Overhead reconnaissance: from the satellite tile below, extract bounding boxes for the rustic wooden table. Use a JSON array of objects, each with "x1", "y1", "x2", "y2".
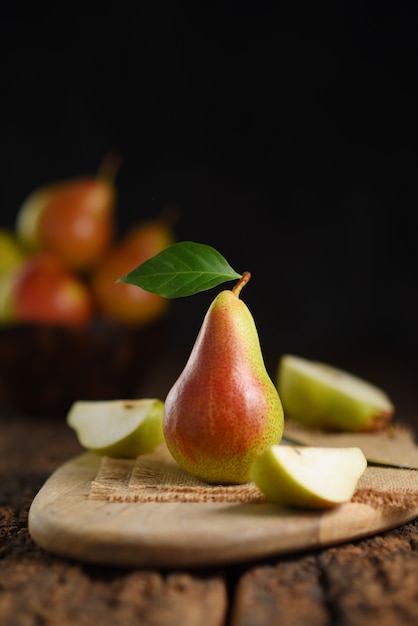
[{"x1": 2, "y1": 350, "x2": 418, "y2": 626}]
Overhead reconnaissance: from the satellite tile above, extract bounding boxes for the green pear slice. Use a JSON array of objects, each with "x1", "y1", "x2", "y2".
[
  {"x1": 250, "y1": 445, "x2": 367, "y2": 509},
  {"x1": 277, "y1": 354, "x2": 394, "y2": 432},
  {"x1": 67, "y1": 398, "x2": 164, "y2": 458}
]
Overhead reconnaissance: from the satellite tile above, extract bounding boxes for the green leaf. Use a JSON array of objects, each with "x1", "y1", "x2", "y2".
[{"x1": 118, "y1": 241, "x2": 242, "y2": 298}]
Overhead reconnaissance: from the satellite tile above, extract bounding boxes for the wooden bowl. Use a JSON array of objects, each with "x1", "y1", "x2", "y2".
[{"x1": 0, "y1": 318, "x2": 168, "y2": 417}]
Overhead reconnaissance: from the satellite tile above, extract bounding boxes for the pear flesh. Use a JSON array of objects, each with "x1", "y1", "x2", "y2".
[
  {"x1": 163, "y1": 275, "x2": 284, "y2": 485},
  {"x1": 250, "y1": 445, "x2": 367, "y2": 509},
  {"x1": 277, "y1": 354, "x2": 394, "y2": 432},
  {"x1": 67, "y1": 398, "x2": 164, "y2": 458}
]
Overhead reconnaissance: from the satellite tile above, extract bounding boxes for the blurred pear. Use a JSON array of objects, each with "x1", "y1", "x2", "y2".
[
  {"x1": 91, "y1": 206, "x2": 178, "y2": 325},
  {"x1": 6, "y1": 252, "x2": 95, "y2": 326},
  {"x1": 15, "y1": 154, "x2": 120, "y2": 272},
  {"x1": 0, "y1": 228, "x2": 27, "y2": 274}
]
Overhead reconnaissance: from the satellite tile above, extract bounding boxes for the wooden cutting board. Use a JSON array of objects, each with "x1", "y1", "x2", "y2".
[{"x1": 28, "y1": 430, "x2": 418, "y2": 569}]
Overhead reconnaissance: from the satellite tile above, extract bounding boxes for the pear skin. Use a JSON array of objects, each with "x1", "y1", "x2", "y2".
[
  {"x1": 15, "y1": 154, "x2": 120, "y2": 272},
  {"x1": 163, "y1": 273, "x2": 284, "y2": 484},
  {"x1": 0, "y1": 229, "x2": 27, "y2": 274},
  {"x1": 9, "y1": 252, "x2": 95, "y2": 326},
  {"x1": 91, "y1": 209, "x2": 176, "y2": 325}
]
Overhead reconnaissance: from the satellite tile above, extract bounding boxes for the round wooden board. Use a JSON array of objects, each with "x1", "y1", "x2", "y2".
[{"x1": 28, "y1": 452, "x2": 418, "y2": 569}]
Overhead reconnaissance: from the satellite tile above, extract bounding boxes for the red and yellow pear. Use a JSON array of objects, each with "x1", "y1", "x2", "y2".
[
  {"x1": 163, "y1": 272, "x2": 284, "y2": 484},
  {"x1": 15, "y1": 154, "x2": 120, "y2": 272},
  {"x1": 90, "y1": 208, "x2": 176, "y2": 325},
  {"x1": 6, "y1": 252, "x2": 95, "y2": 326}
]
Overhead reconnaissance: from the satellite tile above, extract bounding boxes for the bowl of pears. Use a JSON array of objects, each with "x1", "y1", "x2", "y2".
[{"x1": 0, "y1": 156, "x2": 177, "y2": 417}]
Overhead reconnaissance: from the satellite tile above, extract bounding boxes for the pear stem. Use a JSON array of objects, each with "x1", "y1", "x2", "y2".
[
  {"x1": 97, "y1": 151, "x2": 123, "y2": 185},
  {"x1": 232, "y1": 271, "x2": 251, "y2": 298}
]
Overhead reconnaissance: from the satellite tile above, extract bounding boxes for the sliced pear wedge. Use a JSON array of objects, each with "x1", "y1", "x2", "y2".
[
  {"x1": 250, "y1": 444, "x2": 367, "y2": 509},
  {"x1": 67, "y1": 398, "x2": 164, "y2": 458},
  {"x1": 277, "y1": 354, "x2": 394, "y2": 432}
]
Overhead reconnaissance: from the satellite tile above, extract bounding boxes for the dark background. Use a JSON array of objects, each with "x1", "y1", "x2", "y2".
[{"x1": 1, "y1": 3, "x2": 418, "y2": 381}]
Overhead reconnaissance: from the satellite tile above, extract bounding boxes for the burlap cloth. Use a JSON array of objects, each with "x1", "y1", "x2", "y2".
[{"x1": 88, "y1": 421, "x2": 418, "y2": 510}]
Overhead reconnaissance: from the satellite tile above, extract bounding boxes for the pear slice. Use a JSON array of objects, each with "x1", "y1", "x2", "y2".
[
  {"x1": 67, "y1": 398, "x2": 164, "y2": 458},
  {"x1": 277, "y1": 354, "x2": 394, "y2": 432},
  {"x1": 250, "y1": 445, "x2": 367, "y2": 509}
]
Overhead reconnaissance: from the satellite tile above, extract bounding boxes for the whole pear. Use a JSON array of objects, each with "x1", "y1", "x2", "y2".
[
  {"x1": 91, "y1": 207, "x2": 177, "y2": 325},
  {"x1": 7, "y1": 252, "x2": 95, "y2": 326},
  {"x1": 15, "y1": 154, "x2": 119, "y2": 272},
  {"x1": 163, "y1": 272, "x2": 284, "y2": 484}
]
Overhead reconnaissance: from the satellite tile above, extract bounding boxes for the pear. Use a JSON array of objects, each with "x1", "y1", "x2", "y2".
[
  {"x1": 67, "y1": 398, "x2": 165, "y2": 458},
  {"x1": 15, "y1": 154, "x2": 120, "y2": 272},
  {"x1": 5, "y1": 252, "x2": 95, "y2": 326},
  {"x1": 0, "y1": 230, "x2": 27, "y2": 324},
  {"x1": 250, "y1": 444, "x2": 367, "y2": 509},
  {"x1": 0, "y1": 266, "x2": 20, "y2": 323},
  {"x1": 0, "y1": 228, "x2": 27, "y2": 274},
  {"x1": 163, "y1": 272, "x2": 284, "y2": 485},
  {"x1": 277, "y1": 354, "x2": 395, "y2": 432},
  {"x1": 91, "y1": 207, "x2": 177, "y2": 325}
]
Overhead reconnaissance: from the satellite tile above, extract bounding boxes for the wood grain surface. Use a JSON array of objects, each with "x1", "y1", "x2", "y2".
[{"x1": 3, "y1": 411, "x2": 418, "y2": 625}]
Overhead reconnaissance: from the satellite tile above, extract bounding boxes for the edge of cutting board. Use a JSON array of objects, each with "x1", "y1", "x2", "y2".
[{"x1": 28, "y1": 452, "x2": 418, "y2": 569}]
